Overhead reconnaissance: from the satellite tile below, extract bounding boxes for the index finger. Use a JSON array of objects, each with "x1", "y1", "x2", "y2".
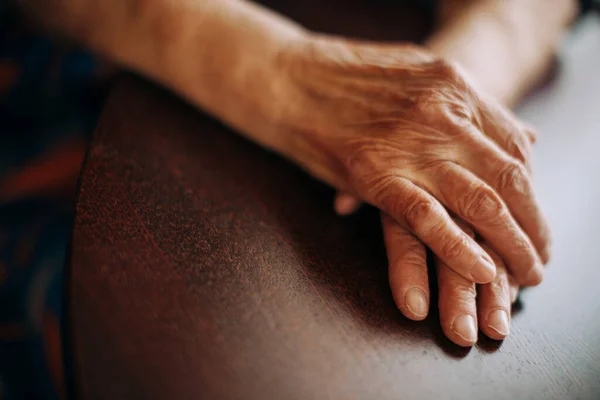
[{"x1": 358, "y1": 175, "x2": 497, "y2": 284}]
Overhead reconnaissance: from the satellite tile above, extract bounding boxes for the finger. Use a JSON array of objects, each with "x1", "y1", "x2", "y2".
[
  {"x1": 437, "y1": 259, "x2": 478, "y2": 347},
  {"x1": 361, "y1": 175, "x2": 496, "y2": 284},
  {"x1": 382, "y1": 213, "x2": 429, "y2": 320},
  {"x1": 424, "y1": 161, "x2": 543, "y2": 286},
  {"x1": 477, "y1": 243, "x2": 512, "y2": 340},
  {"x1": 477, "y1": 95, "x2": 537, "y2": 171},
  {"x1": 521, "y1": 121, "x2": 538, "y2": 144},
  {"x1": 334, "y1": 192, "x2": 362, "y2": 215},
  {"x1": 461, "y1": 132, "x2": 551, "y2": 264},
  {"x1": 509, "y1": 274, "x2": 519, "y2": 304}
]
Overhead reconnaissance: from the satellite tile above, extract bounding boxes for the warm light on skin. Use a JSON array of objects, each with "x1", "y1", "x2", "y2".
[
  {"x1": 334, "y1": 0, "x2": 575, "y2": 346},
  {"x1": 18, "y1": 0, "x2": 575, "y2": 346}
]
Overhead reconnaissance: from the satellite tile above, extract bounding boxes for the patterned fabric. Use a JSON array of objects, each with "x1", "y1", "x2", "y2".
[{"x1": 0, "y1": 4, "x2": 111, "y2": 399}]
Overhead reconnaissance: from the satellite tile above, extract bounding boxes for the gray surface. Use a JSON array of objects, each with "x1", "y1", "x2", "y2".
[{"x1": 517, "y1": 13, "x2": 600, "y2": 355}]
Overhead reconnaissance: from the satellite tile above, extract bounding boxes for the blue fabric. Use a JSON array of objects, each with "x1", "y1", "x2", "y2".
[{"x1": 0, "y1": 4, "x2": 109, "y2": 399}]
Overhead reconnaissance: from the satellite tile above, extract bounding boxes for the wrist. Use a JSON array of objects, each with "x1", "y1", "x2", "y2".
[
  {"x1": 427, "y1": 0, "x2": 576, "y2": 106},
  {"x1": 120, "y1": 0, "x2": 311, "y2": 155}
]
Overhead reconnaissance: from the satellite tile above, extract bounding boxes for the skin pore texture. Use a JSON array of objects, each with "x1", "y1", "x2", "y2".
[
  {"x1": 335, "y1": 0, "x2": 577, "y2": 346},
  {"x1": 19, "y1": 0, "x2": 576, "y2": 346}
]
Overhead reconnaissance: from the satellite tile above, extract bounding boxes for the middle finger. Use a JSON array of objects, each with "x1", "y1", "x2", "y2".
[
  {"x1": 460, "y1": 132, "x2": 551, "y2": 264},
  {"x1": 421, "y1": 160, "x2": 543, "y2": 286}
]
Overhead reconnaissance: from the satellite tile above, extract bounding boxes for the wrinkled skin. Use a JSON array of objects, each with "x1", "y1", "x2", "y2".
[
  {"x1": 336, "y1": 195, "x2": 521, "y2": 346},
  {"x1": 334, "y1": 121, "x2": 537, "y2": 345},
  {"x1": 278, "y1": 37, "x2": 550, "y2": 289},
  {"x1": 324, "y1": 0, "x2": 576, "y2": 346},
  {"x1": 17, "y1": 0, "x2": 570, "y2": 349}
]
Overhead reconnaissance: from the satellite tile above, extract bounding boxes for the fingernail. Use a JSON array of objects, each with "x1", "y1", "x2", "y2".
[
  {"x1": 487, "y1": 309, "x2": 510, "y2": 337},
  {"x1": 405, "y1": 287, "x2": 428, "y2": 318},
  {"x1": 524, "y1": 267, "x2": 543, "y2": 286},
  {"x1": 470, "y1": 256, "x2": 496, "y2": 283},
  {"x1": 452, "y1": 314, "x2": 477, "y2": 344}
]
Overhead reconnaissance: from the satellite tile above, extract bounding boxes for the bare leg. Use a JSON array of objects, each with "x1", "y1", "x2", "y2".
[{"x1": 429, "y1": 0, "x2": 578, "y2": 106}]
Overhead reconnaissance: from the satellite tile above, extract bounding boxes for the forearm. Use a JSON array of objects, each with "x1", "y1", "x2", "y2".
[
  {"x1": 427, "y1": 0, "x2": 578, "y2": 106},
  {"x1": 19, "y1": 0, "x2": 307, "y2": 152}
]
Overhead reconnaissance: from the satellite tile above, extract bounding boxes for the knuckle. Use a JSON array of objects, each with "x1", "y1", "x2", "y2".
[
  {"x1": 525, "y1": 127, "x2": 538, "y2": 144},
  {"x1": 413, "y1": 90, "x2": 444, "y2": 119},
  {"x1": 461, "y1": 185, "x2": 504, "y2": 222},
  {"x1": 344, "y1": 147, "x2": 387, "y2": 192},
  {"x1": 498, "y1": 162, "x2": 530, "y2": 195},
  {"x1": 431, "y1": 58, "x2": 461, "y2": 83},
  {"x1": 518, "y1": 121, "x2": 538, "y2": 144},
  {"x1": 404, "y1": 197, "x2": 437, "y2": 232},
  {"x1": 343, "y1": 143, "x2": 375, "y2": 178},
  {"x1": 398, "y1": 247, "x2": 427, "y2": 269},
  {"x1": 402, "y1": 236, "x2": 427, "y2": 259},
  {"x1": 414, "y1": 68, "x2": 474, "y2": 131},
  {"x1": 448, "y1": 104, "x2": 475, "y2": 127},
  {"x1": 510, "y1": 235, "x2": 534, "y2": 259},
  {"x1": 447, "y1": 278, "x2": 477, "y2": 300},
  {"x1": 440, "y1": 232, "x2": 470, "y2": 261},
  {"x1": 490, "y1": 278, "x2": 508, "y2": 298},
  {"x1": 435, "y1": 160, "x2": 456, "y2": 174},
  {"x1": 462, "y1": 285, "x2": 478, "y2": 300},
  {"x1": 365, "y1": 175, "x2": 400, "y2": 210},
  {"x1": 505, "y1": 137, "x2": 531, "y2": 165}
]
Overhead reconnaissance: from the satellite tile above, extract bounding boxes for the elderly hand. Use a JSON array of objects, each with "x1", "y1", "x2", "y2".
[
  {"x1": 54, "y1": 0, "x2": 548, "y2": 287},
  {"x1": 277, "y1": 35, "x2": 550, "y2": 286},
  {"x1": 333, "y1": 105, "x2": 539, "y2": 345},
  {"x1": 336, "y1": 194, "x2": 521, "y2": 346},
  {"x1": 384, "y1": 213, "x2": 519, "y2": 346}
]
